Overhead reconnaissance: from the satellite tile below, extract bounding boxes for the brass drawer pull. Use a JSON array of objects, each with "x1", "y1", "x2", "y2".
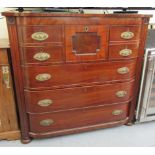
[
  {"x1": 112, "y1": 110, "x2": 123, "y2": 116},
  {"x1": 2, "y1": 66, "x2": 10, "y2": 88},
  {"x1": 121, "y1": 31, "x2": 134, "y2": 39},
  {"x1": 116, "y1": 91, "x2": 127, "y2": 98},
  {"x1": 38, "y1": 99, "x2": 53, "y2": 107},
  {"x1": 31, "y1": 32, "x2": 49, "y2": 41},
  {"x1": 119, "y1": 49, "x2": 132, "y2": 57},
  {"x1": 35, "y1": 73, "x2": 51, "y2": 81},
  {"x1": 33, "y1": 52, "x2": 50, "y2": 61},
  {"x1": 117, "y1": 67, "x2": 129, "y2": 74},
  {"x1": 40, "y1": 119, "x2": 54, "y2": 126}
]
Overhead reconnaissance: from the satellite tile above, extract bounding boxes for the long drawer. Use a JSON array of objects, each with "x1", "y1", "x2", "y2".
[
  {"x1": 29, "y1": 102, "x2": 129, "y2": 133},
  {"x1": 23, "y1": 60, "x2": 136, "y2": 89},
  {"x1": 25, "y1": 80, "x2": 134, "y2": 113}
]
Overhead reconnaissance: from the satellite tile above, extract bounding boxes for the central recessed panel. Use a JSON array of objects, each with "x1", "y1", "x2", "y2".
[
  {"x1": 65, "y1": 25, "x2": 108, "y2": 62},
  {"x1": 72, "y1": 32, "x2": 100, "y2": 55}
]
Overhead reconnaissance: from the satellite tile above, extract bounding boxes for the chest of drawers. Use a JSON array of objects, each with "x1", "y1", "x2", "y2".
[{"x1": 2, "y1": 11, "x2": 152, "y2": 143}]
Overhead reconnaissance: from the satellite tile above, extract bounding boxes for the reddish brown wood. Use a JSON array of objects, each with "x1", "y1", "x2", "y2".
[
  {"x1": 25, "y1": 80, "x2": 134, "y2": 113},
  {"x1": 109, "y1": 26, "x2": 141, "y2": 42},
  {"x1": 127, "y1": 17, "x2": 151, "y2": 124},
  {"x1": 18, "y1": 25, "x2": 63, "y2": 44},
  {"x1": 65, "y1": 25, "x2": 108, "y2": 62},
  {"x1": 16, "y1": 17, "x2": 143, "y2": 26},
  {"x1": 29, "y1": 119, "x2": 128, "y2": 138},
  {"x1": 2, "y1": 12, "x2": 152, "y2": 18},
  {"x1": 109, "y1": 43, "x2": 139, "y2": 60},
  {"x1": 20, "y1": 45, "x2": 64, "y2": 65},
  {"x1": 29, "y1": 102, "x2": 129, "y2": 133},
  {"x1": 23, "y1": 60, "x2": 136, "y2": 89},
  {"x1": 2, "y1": 11, "x2": 151, "y2": 143},
  {"x1": 5, "y1": 17, "x2": 31, "y2": 142}
]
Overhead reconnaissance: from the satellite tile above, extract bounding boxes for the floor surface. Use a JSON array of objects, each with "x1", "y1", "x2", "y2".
[{"x1": 1, "y1": 121, "x2": 155, "y2": 147}]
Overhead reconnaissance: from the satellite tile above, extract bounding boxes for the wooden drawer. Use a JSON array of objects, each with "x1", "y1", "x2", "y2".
[
  {"x1": 109, "y1": 44, "x2": 139, "y2": 60},
  {"x1": 110, "y1": 26, "x2": 141, "y2": 42},
  {"x1": 23, "y1": 60, "x2": 136, "y2": 89},
  {"x1": 20, "y1": 45, "x2": 64, "y2": 65},
  {"x1": 18, "y1": 25, "x2": 63, "y2": 44},
  {"x1": 29, "y1": 103, "x2": 129, "y2": 133},
  {"x1": 25, "y1": 80, "x2": 134, "y2": 113},
  {"x1": 65, "y1": 25, "x2": 108, "y2": 62}
]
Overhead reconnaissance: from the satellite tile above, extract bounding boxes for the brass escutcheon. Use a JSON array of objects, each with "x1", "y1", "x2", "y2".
[{"x1": 84, "y1": 26, "x2": 89, "y2": 32}]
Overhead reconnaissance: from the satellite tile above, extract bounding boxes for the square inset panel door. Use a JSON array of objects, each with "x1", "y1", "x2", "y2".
[{"x1": 65, "y1": 25, "x2": 109, "y2": 62}]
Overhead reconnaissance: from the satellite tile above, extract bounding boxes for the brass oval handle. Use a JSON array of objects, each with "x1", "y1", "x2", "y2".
[
  {"x1": 40, "y1": 119, "x2": 54, "y2": 126},
  {"x1": 119, "y1": 49, "x2": 132, "y2": 57},
  {"x1": 38, "y1": 99, "x2": 53, "y2": 107},
  {"x1": 2, "y1": 66, "x2": 10, "y2": 88},
  {"x1": 33, "y1": 52, "x2": 50, "y2": 61},
  {"x1": 35, "y1": 73, "x2": 51, "y2": 82},
  {"x1": 116, "y1": 91, "x2": 127, "y2": 98},
  {"x1": 112, "y1": 110, "x2": 123, "y2": 116},
  {"x1": 121, "y1": 31, "x2": 134, "y2": 39},
  {"x1": 117, "y1": 67, "x2": 129, "y2": 74},
  {"x1": 31, "y1": 32, "x2": 49, "y2": 41}
]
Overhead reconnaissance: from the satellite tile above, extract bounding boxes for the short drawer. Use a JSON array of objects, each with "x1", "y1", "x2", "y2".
[
  {"x1": 20, "y1": 45, "x2": 63, "y2": 64},
  {"x1": 18, "y1": 25, "x2": 63, "y2": 44},
  {"x1": 25, "y1": 80, "x2": 134, "y2": 113},
  {"x1": 109, "y1": 44, "x2": 139, "y2": 60},
  {"x1": 29, "y1": 103, "x2": 129, "y2": 133},
  {"x1": 110, "y1": 26, "x2": 141, "y2": 42},
  {"x1": 23, "y1": 60, "x2": 136, "y2": 89}
]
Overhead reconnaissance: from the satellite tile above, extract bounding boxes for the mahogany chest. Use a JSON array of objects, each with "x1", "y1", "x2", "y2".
[{"x1": 2, "y1": 11, "x2": 152, "y2": 143}]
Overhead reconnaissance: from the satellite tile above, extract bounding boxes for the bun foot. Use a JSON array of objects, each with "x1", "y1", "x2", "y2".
[
  {"x1": 21, "y1": 138, "x2": 32, "y2": 144},
  {"x1": 126, "y1": 122, "x2": 134, "y2": 126}
]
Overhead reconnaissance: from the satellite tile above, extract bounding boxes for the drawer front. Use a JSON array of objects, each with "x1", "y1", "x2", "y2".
[
  {"x1": 25, "y1": 80, "x2": 134, "y2": 113},
  {"x1": 18, "y1": 26, "x2": 63, "y2": 44},
  {"x1": 110, "y1": 26, "x2": 141, "y2": 42},
  {"x1": 65, "y1": 25, "x2": 108, "y2": 62},
  {"x1": 109, "y1": 44, "x2": 139, "y2": 60},
  {"x1": 23, "y1": 60, "x2": 136, "y2": 89},
  {"x1": 29, "y1": 103, "x2": 129, "y2": 133},
  {"x1": 20, "y1": 45, "x2": 63, "y2": 64}
]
